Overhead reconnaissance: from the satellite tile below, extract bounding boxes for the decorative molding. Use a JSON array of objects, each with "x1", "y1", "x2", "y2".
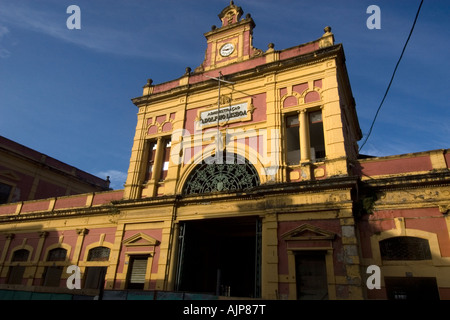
[
  {"x1": 281, "y1": 223, "x2": 336, "y2": 241},
  {"x1": 123, "y1": 232, "x2": 160, "y2": 247},
  {"x1": 5, "y1": 233, "x2": 14, "y2": 240},
  {"x1": 439, "y1": 204, "x2": 450, "y2": 215},
  {"x1": 38, "y1": 231, "x2": 48, "y2": 238}
]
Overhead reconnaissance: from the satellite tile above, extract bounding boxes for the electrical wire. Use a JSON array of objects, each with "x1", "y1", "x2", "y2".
[{"x1": 359, "y1": 0, "x2": 424, "y2": 152}]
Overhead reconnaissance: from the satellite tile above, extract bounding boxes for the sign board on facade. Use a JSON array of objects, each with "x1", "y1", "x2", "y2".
[{"x1": 198, "y1": 102, "x2": 250, "y2": 128}]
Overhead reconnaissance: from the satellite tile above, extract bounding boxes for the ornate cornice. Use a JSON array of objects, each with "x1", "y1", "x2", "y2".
[{"x1": 131, "y1": 44, "x2": 343, "y2": 108}]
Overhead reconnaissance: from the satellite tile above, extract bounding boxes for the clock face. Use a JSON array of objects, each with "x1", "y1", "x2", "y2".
[{"x1": 220, "y1": 43, "x2": 235, "y2": 57}]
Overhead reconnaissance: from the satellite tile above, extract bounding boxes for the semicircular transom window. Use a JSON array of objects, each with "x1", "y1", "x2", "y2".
[
  {"x1": 47, "y1": 248, "x2": 67, "y2": 261},
  {"x1": 380, "y1": 236, "x2": 432, "y2": 261},
  {"x1": 87, "y1": 246, "x2": 110, "y2": 262},
  {"x1": 182, "y1": 152, "x2": 260, "y2": 195},
  {"x1": 11, "y1": 249, "x2": 30, "y2": 262}
]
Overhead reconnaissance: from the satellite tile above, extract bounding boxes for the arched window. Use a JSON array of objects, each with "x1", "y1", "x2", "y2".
[
  {"x1": 42, "y1": 248, "x2": 67, "y2": 287},
  {"x1": 7, "y1": 249, "x2": 30, "y2": 285},
  {"x1": 85, "y1": 246, "x2": 110, "y2": 290},
  {"x1": 183, "y1": 152, "x2": 260, "y2": 195},
  {"x1": 47, "y1": 248, "x2": 67, "y2": 261},
  {"x1": 87, "y1": 246, "x2": 110, "y2": 262},
  {"x1": 380, "y1": 236, "x2": 432, "y2": 261}
]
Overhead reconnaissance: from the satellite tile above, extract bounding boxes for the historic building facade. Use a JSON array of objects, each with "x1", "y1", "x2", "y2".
[{"x1": 0, "y1": 2, "x2": 448, "y2": 300}]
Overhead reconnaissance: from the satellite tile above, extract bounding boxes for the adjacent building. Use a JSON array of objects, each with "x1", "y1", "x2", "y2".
[
  {"x1": 0, "y1": 135, "x2": 110, "y2": 204},
  {"x1": 0, "y1": 2, "x2": 448, "y2": 300}
]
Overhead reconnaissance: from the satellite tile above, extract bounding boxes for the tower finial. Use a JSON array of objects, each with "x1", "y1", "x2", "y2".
[{"x1": 218, "y1": 1, "x2": 243, "y2": 27}]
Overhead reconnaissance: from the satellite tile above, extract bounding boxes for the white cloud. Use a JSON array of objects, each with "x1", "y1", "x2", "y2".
[
  {"x1": 0, "y1": 48, "x2": 10, "y2": 58},
  {"x1": 96, "y1": 170, "x2": 127, "y2": 190},
  {"x1": 0, "y1": 24, "x2": 11, "y2": 58},
  {"x1": 0, "y1": 2, "x2": 193, "y2": 61},
  {"x1": 0, "y1": 25, "x2": 8, "y2": 37}
]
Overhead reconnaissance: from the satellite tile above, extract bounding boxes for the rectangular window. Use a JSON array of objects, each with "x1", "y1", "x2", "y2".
[
  {"x1": 0, "y1": 182, "x2": 12, "y2": 204},
  {"x1": 126, "y1": 256, "x2": 149, "y2": 290},
  {"x1": 309, "y1": 110, "x2": 325, "y2": 161},
  {"x1": 285, "y1": 115, "x2": 300, "y2": 165}
]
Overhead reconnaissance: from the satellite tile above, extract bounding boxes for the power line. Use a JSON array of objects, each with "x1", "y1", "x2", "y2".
[{"x1": 359, "y1": 0, "x2": 424, "y2": 152}]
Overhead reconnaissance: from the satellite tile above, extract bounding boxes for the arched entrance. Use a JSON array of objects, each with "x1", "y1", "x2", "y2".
[{"x1": 176, "y1": 153, "x2": 262, "y2": 298}]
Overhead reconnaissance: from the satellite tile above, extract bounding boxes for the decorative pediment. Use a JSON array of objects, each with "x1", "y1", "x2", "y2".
[
  {"x1": 123, "y1": 233, "x2": 160, "y2": 247},
  {"x1": 281, "y1": 224, "x2": 336, "y2": 241}
]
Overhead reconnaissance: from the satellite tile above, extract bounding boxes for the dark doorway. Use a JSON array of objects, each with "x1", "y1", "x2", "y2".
[
  {"x1": 176, "y1": 217, "x2": 260, "y2": 298},
  {"x1": 84, "y1": 266, "x2": 107, "y2": 290},
  {"x1": 295, "y1": 251, "x2": 328, "y2": 300},
  {"x1": 42, "y1": 266, "x2": 64, "y2": 287},
  {"x1": 385, "y1": 277, "x2": 440, "y2": 300},
  {"x1": 7, "y1": 266, "x2": 25, "y2": 285}
]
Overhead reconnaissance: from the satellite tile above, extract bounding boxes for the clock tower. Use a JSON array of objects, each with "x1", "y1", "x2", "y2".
[{"x1": 195, "y1": 1, "x2": 263, "y2": 72}]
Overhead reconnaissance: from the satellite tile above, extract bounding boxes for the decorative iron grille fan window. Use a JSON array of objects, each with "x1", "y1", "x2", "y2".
[
  {"x1": 380, "y1": 237, "x2": 432, "y2": 260},
  {"x1": 87, "y1": 246, "x2": 110, "y2": 261},
  {"x1": 183, "y1": 152, "x2": 260, "y2": 195},
  {"x1": 47, "y1": 248, "x2": 67, "y2": 261}
]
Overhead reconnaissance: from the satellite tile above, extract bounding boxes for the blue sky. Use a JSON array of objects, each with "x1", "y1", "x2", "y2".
[{"x1": 0, "y1": 0, "x2": 449, "y2": 189}]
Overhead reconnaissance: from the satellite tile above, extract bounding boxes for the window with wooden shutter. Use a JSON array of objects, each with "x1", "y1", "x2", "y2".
[{"x1": 126, "y1": 255, "x2": 149, "y2": 290}]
